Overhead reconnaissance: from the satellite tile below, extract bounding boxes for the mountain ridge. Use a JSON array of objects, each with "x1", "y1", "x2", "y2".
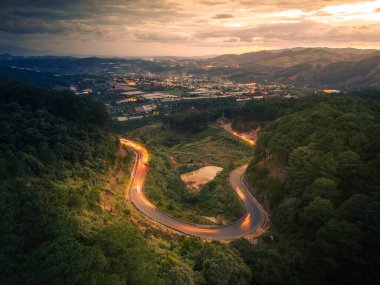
[{"x1": 1, "y1": 47, "x2": 379, "y2": 89}]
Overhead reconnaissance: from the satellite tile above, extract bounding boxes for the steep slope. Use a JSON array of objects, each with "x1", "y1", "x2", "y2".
[
  {"x1": 230, "y1": 93, "x2": 380, "y2": 285},
  {"x1": 0, "y1": 78, "x2": 161, "y2": 284}
]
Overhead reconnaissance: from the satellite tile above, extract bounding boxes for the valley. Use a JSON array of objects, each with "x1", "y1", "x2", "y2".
[{"x1": 2, "y1": 0, "x2": 380, "y2": 283}]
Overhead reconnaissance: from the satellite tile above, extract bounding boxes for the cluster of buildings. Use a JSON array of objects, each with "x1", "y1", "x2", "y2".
[{"x1": 68, "y1": 72, "x2": 317, "y2": 121}]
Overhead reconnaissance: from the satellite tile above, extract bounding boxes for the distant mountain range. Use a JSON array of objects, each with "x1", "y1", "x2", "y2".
[
  {"x1": 0, "y1": 47, "x2": 379, "y2": 90},
  {"x1": 199, "y1": 48, "x2": 380, "y2": 89},
  {"x1": 0, "y1": 66, "x2": 68, "y2": 88},
  {"x1": 205, "y1": 47, "x2": 379, "y2": 68}
]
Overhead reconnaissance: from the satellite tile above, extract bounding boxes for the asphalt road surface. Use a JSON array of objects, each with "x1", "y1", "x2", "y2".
[{"x1": 121, "y1": 138, "x2": 266, "y2": 240}]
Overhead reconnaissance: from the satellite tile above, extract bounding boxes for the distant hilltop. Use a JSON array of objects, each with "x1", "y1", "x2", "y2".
[
  {"x1": 1, "y1": 47, "x2": 379, "y2": 90},
  {"x1": 199, "y1": 47, "x2": 380, "y2": 90}
]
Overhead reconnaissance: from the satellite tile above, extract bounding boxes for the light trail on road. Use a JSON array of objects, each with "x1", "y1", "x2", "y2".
[
  {"x1": 120, "y1": 138, "x2": 266, "y2": 240},
  {"x1": 232, "y1": 131, "x2": 256, "y2": 145}
]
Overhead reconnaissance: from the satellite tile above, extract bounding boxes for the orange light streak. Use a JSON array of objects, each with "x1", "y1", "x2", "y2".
[
  {"x1": 180, "y1": 225, "x2": 219, "y2": 234},
  {"x1": 240, "y1": 213, "x2": 251, "y2": 230},
  {"x1": 232, "y1": 132, "x2": 256, "y2": 145},
  {"x1": 236, "y1": 187, "x2": 247, "y2": 201}
]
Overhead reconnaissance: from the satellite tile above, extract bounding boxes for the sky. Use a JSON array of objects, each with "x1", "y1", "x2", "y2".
[{"x1": 0, "y1": 0, "x2": 380, "y2": 56}]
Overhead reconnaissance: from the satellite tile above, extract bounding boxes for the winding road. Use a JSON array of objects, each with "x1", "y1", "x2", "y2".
[{"x1": 120, "y1": 138, "x2": 266, "y2": 240}]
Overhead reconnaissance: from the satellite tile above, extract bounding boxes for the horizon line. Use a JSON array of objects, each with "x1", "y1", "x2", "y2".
[{"x1": 1, "y1": 46, "x2": 379, "y2": 59}]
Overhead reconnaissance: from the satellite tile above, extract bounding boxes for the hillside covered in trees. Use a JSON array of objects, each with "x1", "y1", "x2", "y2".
[
  {"x1": 0, "y1": 66, "x2": 67, "y2": 88},
  {"x1": 0, "y1": 77, "x2": 163, "y2": 284},
  {"x1": 0, "y1": 78, "x2": 253, "y2": 285},
  {"x1": 1, "y1": 75, "x2": 379, "y2": 285},
  {"x1": 237, "y1": 93, "x2": 380, "y2": 284}
]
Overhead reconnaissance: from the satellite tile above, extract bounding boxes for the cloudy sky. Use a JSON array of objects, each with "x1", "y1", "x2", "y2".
[{"x1": 1, "y1": 0, "x2": 380, "y2": 56}]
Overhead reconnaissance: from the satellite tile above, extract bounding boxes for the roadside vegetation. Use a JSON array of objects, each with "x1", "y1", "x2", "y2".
[
  {"x1": 0, "y1": 78, "x2": 160, "y2": 284},
  {"x1": 128, "y1": 124, "x2": 251, "y2": 224},
  {"x1": 2, "y1": 76, "x2": 379, "y2": 285},
  {"x1": 0, "y1": 77, "x2": 252, "y2": 285},
  {"x1": 233, "y1": 92, "x2": 380, "y2": 285}
]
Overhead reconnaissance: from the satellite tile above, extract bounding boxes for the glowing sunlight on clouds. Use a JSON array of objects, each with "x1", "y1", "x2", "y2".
[{"x1": 0, "y1": 0, "x2": 379, "y2": 56}]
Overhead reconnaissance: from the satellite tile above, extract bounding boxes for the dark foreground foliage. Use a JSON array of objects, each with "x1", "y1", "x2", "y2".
[
  {"x1": 237, "y1": 92, "x2": 380, "y2": 285},
  {"x1": 2, "y1": 76, "x2": 379, "y2": 285},
  {"x1": 0, "y1": 78, "x2": 251, "y2": 285},
  {"x1": 0, "y1": 78, "x2": 161, "y2": 284}
]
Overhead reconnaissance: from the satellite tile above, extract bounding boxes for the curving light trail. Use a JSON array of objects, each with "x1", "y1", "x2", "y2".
[{"x1": 120, "y1": 138, "x2": 266, "y2": 240}]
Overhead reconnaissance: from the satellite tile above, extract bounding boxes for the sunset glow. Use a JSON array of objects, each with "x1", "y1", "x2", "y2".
[{"x1": 0, "y1": 0, "x2": 379, "y2": 56}]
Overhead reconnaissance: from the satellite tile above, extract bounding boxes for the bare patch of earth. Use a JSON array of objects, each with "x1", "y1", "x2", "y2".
[{"x1": 180, "y1": 165, "x2": 223, "y2": 191}]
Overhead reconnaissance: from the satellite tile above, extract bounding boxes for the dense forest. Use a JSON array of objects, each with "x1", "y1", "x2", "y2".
[
  {"x1": 127, "y1": 92, "x2": 380, "y2": 284},
  {"x1": 0, "y1": 77, "x2": 161, "y2": 284},
  {"x1": 238, "y1": 93, "x2": 380, "y2": 284},
  {"x1": 163, "y1": 98, "x2": 236, "y2": 133},
  {"x1": 0, "y1": 78, "x2": 252, "y2": 285},
  {"x1": 1, "y1": 76, "x2": 379, "y2": 285}
]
